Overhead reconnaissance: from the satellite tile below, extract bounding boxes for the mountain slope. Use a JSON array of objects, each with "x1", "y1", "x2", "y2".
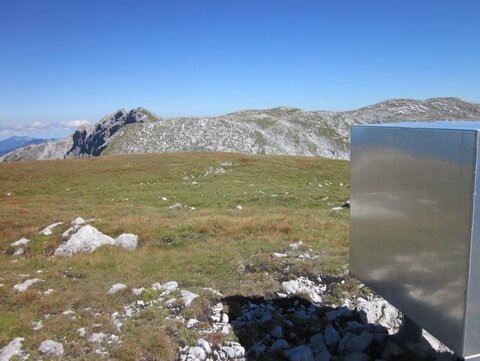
[
  {"x1": 1, "y1": 136, "x2": 73, "y2": 162},
  {"x1": 3, "y1": 97, "x2": 480, "y2": 162},
  {"x1": 103, "y1": 97, "x2": 480, "y2": 159},
  {"x1": 0, "y1": 136, "x2": 52, "y2": 156},
  {"x1": 67, "y1": 108, "x2": 159, "y2": 157}
]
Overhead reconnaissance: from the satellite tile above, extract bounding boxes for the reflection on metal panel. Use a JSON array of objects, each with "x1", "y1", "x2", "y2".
[{"x1": 350, "y1": 124, "x2": 479, "y2": 357}]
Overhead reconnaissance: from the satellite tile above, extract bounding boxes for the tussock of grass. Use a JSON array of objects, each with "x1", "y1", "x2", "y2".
[{"x1": 0, "y1": 152, "x2": 349, "y2": 358}]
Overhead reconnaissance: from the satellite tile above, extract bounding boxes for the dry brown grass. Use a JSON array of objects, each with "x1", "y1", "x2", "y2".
[{"x1": 0, "y1": 152, "x2": 350, "y2": 358}]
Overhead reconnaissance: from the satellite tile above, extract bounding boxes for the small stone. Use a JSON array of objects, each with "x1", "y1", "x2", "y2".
[
  {"x1": 325, "y1": 306, "x2": 351, "y2": 321},
  {"x1": 236, "y1": 205, "x2": 243, "y2": 210},
  {"x1": 197, "y1": 339, "x2": 212, "y2": 354},
  {"x1": 89, "y1": 333, "x2": 106, "y2": 343},
  {"x1": 12, "y1": 248, "x2": 24, "y2": 256},
  {"x1": 271, "y1": 339, "x2": 290, "y2": 351},
  {"x1": 0, "y1": 338, "x2": 24, "y2": 360},
  {"x1": 188, "y1": 346, "x2": 206, "y2": 360},
  {"x1": 11, "y1": 238, "x2": 31, "y2": 247},
  {"x1": 32, "y1": 320, "x2": 43, "y2": 331},
  {"x1": 38, "y1": 340, "x2": 64, "y2": 357},
  {"x1": 324, "y1": 324, "x2": 340, "y2": 347},
  {"x1": 132, "y1": 287, "x2": 145, "y2": 296},
  {"x1": 43, "y1": 288, "x2": 54, "y2": 295},
  {"x1": 39, "y1": 222, "x2": 64, "y2": 236},
  {"x1": 271, "y1": 325, "x2": 283, "y2": 338},
  {"x1": 283, "y1": 345, "x2": 314, "y2": 361},
  {"x1": 13, "y1": 278, "x2": 43, "y2": 292},
  {"x1": 77, "y1": 327, "x2": 86, "y2": 337},
  {"x1": 339, "y1": 332, "x2": 374, "y2": 353},
  {"x1": 180, "y1": 290, "x2": 199, "y2": 306},
  {"x1": 115, "y1": 233, "x2": 138, "y2": 250},
  {"x1": 187, "y1": 319, "x2": 199, "y2": 328},
  {"x1": 108, "y1": 283, "x2": 127, "y2": 294}
]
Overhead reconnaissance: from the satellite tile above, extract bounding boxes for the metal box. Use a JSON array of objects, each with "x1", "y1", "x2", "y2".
[{"x1": 350, "y1": 121, "x2": 480, "y2": 359}]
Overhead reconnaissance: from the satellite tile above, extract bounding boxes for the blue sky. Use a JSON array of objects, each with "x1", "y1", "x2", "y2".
[{"x1": 0, "y1": 0, "x2": 479, "y2": 139}]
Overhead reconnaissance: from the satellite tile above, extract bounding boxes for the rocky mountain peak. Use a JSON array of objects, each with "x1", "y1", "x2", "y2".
[{"x1": 67, "y1": 107, "x2": 155, "y2": 158}]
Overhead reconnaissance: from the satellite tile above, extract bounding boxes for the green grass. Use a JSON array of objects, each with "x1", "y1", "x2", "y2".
[{"x1": 0, "y1": 152, "x2": 350, "y2": 359}]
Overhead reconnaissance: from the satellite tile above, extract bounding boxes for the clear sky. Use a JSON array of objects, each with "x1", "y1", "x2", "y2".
[{"x1": 0, "y1": 0, "x2": 479, "y2": 139}]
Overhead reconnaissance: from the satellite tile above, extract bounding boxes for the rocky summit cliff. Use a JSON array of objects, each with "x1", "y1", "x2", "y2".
[{"x1": 3, "y1": 97, "x2": 480, "y2": 162}]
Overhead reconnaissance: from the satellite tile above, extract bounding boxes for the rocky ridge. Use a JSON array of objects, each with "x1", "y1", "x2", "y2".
[{"x1": 2, "y1": 97, "x2": 480, "y2": 162}]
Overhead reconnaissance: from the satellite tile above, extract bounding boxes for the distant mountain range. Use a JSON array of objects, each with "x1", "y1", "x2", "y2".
[
  {"x1": 0, "y1": 136, "x2": 56, "y2": 156},
  {"x1": 2, "y1": 97, "x2": 480, "y2": 162}
]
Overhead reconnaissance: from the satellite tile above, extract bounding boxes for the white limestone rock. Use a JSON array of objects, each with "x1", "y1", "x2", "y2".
[
  {"x1": 54, "y1": 225, "x2": 115, "y2": 256},
  {"x1": 39, "y1": 222, "x2": 64, "y2": 236},
  {"x1": 77, "y1": 327, "x2": 86, "y2": 337},
  {"x1": 11, "y1": 238, "x2": 30, "y2": 247},
  {"x1": 13, "y1": 278, "x2": 43, "y2": 292},
  {"x1": 132, "y1": 287, "x2": 145, "y2": 296},
  {"x1": 89, "y1": 333, "x2": 106, "y2": 343},
  {"x1": 197, "y1": 339, "x2": 212, "y2": 355},
  {"x1": 281, "y1": 277, "x2": 325, "y2": 303},
  {"x1": 38, "y1": 340, "x2": 64, "y2": 357},
  {"x1": 188, "y1": 346, "x2": 206, "y2": 360},
  {"x1": 181, "y1": 290, "x2": 199, "y2": 306},
  {"x1": 108, "y1": 283, "x2": 127, "y2": 294},
  {"x1": 0, "y1": 338, "x2": 24, "y2": 361},
  {"x1": 115, "y1": 233, "x2": 138, "y2": 250},
  {"x1": 356, "y1": 297, "x2": 401, "y2": 334},
  {"x1": 12, "y1": 248, "x2": 24, "y2": 256}
]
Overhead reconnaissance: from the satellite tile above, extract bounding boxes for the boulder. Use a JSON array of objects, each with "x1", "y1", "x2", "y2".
[
  {"x1": 54, "y1": 225, "x2": 115, "y2": 256},
  {"x1": 115, "y1": 233, "x2": 138, "y2": 250},
  {"x1": 38, "y1": 340, "x2": 64, "y2": 357}
]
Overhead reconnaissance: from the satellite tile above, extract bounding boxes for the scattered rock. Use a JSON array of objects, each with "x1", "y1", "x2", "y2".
[
  {"x1": 39, "y1": 222, "x2": 64, "y2": 236},
  {"x1": 356, "y1": 297, "x2": 400, "y2": 334},
  {"x1": 330, "y1": 207, "x2": 343, "y2": 211},
  {"x1": 283, "y1": 345, "x2": 314, "y2": 361},
  {"x1": 0, "y1": 338, "x2": 24, "y2": 361},
  {"x1": 181, "y1": 290, "x2": 199, "y2": 306},
  {"x1": 62, "y1": 217, "x2": 86, "y2": 238},
  {"x1": 54, "y1": 225, "x2": 116, "y2": 256},
  {"x1": 338, "y1": 332, "x2": 374, "y2": 353},
  {"x1": 290, "y1": 241, "x2": 303, "y2": 250},
  {"x1": 32, "y1": 320, "x2": 43, "y2": 331},
  {"x1": 271, "y1": 339, "x2": 290, "y2": 351},
  {"x1": 10, "y1": 238, "x2": 30, "y2": 247},
  {"x1": 324, "y1": 324, "x2": 341, "y2": 347},
  {"x1": 115, "y1": 233, "x2": 138, "y2": 250},
  {"x1": 89, "y1": 333, "x2": 106, "y2": 343},
  {"x1": 281, "y1": 277, "x2": 325, "y2": 303},
  {"x1": 12, "y1": 248, "x2": 24, "y2": 256},
  {"x1": 188, "y1": 346, "x2": 206, "y2": 360},
  {"x1": 132, "y1": 287, "x2": 145, "y2": 296},
  {"x1": 108, "y1": 283, "x2": 127, "y2": 294},
  {"x1": 13, "y1": 278, "x2": 43, "y2": 292},
  {"x1": 236, "y1": 205, "x2": 243, "y2": 210},
  {"x1": 77, "y1": 327, "x2": 86, "y2": 337},
  {"x1": 197, "y1": 339, "x2": 212, "y2": 355},
  {"x1": 38, "y1": 340, "x2": 64, "y2": 357}
]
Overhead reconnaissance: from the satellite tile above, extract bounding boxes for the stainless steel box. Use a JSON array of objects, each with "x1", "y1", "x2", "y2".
[{"x1": 350, "y1": 122, "x2": 480, "y2": 358}]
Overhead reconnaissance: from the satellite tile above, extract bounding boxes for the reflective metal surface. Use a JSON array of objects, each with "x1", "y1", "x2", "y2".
[{"x1": 350, "y1": 123, "x2": 480, "y2": 357}]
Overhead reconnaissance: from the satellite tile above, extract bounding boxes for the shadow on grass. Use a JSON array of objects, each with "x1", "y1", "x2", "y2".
[{"x1": 222, "y1": 295, "x2": 460, "y2": 361}]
